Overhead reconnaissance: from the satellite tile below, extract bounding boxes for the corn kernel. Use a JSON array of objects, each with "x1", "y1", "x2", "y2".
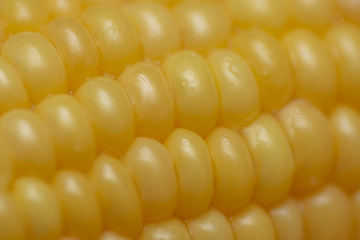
[
  {"x1": 1, "y1": 32, "x2": 68, "y2": 104},
  {"x1": 80, "y1": 4, "x2": 141, "y2": 77},
  {"x1": 206, "y1": 127, "x2": 255, "y2": 213},
  {"x1": 125, "y1": 2, "x2": 180, "y2": 60},
  {"x1": 162, "y1": 50, "x2": 219, "y2": 136},
  {"x1": 232, "y1": 28, "x2": 294, "y2": 111},
  {"x1": 90, "y1": 154, "x2": 142, "y2": 238},
  {"x1": 118, "y1": 62, "x2": 175, "y2": 141},
  {"x1": 53, "y1": 170, "x2": 102, "y2": 240},
  {"x1": 12, "y1": 177, "x2": 62, "y2": 240},
  {"x1": 124, "y1": 137, "x2": 177, "y2": 222},
  {"x1": 242, "y1": 114, "x2": 294, "y2": 206},
  {"x1": 186, "y1": 208, "x2": 234, "y2": 240},
  {"x1": 35, "y1": 94, "x2": 96, "y2": 172},
  {"x1": 74, "y1": 76, "x2": 135, "y2": 157},
  {"x1": 207, "y1": 49, "x2": 260, "y2": 128},
  {"x1": 164, "y1": 128, "x2": 213, "y2": 218},
  {"x1": 0, "y1": 0, "x2": 49, "y2": 34},
  {"x1": 231, "y1": 203, "x2": 276, "y2": 240},
  {"x1": 42, "y1": 17, "x2": 101, "y2": 92}
]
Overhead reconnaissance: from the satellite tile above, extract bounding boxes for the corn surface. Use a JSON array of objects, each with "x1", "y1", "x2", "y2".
[{"x1": 0, "y1": 0, "x2": 360, "y2": 239}]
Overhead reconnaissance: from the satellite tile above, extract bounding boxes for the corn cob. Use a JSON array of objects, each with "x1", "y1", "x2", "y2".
[{"x1": 0, "y1": 0, "x2": 359, "y2": 240}]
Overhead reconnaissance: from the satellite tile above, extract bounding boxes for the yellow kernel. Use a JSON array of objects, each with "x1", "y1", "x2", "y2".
[
  {"x1": 0, "y1": 137, "x2": 13, "y2": 189},
  {"x1": 232, "y1": 28, "x2": 293, "y2": 111},
  {"x1": 173, "y1": 2, "x2": 231, "y2": 53},
  {"x1": 231, "y1": 204, "x2": 276, "y2": 240},
  {"x1": 302, "y1": 185, "x2": 353, "y2": 240},
  {"x1": 35, "y1": 94, "x2": 96, "y2": 172},
  {"x1": 0, "y1": 57, "x2": 30, "y2": 115},
  {"x1": 0, "y1": 21, "x2": 6, "y2": 46},
  {"x1": 99, "y1": 231, "x2": 132, "y2": 240},
  {"x1": 225, "y1": 0, "x2": 289, "y2": 30},
  {"x1": 186, "y1": 208, "x2": 234, "y2": 240},
  {"x1": 282, "y1": 29, "x2": 338, "y2": 111},
  {"x1": 0, "y1": 0, "x2": 49, "y2": 34},
  {"x1": 331, "y1": 105, "x2": 360, "y2": 191},
  {"x1": 12, "y1": 177, "x2": 62, "y2": 240},
  {"x1": 162, "y1": 50, "x2": 219, "y2": 136},
  {"x1": 45, "y1": 0, "x2": 82, "y2": 19},
  {"x1": 139, "y1": 218, "x2": 191, "y2": 240},
  {"x1": 81, "y1": 4, "x2": 141, "y2": 77},
  {"x1": 0, "y1": 109, "x2": 56, "y2": 179},
  {"x1": 242, "y1": 114, "x2": 294, "y2": 206},
  {"x1": 276, "y1": 100, "x2": 335, "y2": 194},
  {"x1": 125, "y1": 2, "x2": 180, "y2": 60},
  {"x1": 269, "y1": 198, "x2": 305, "y2": 240},
  {"x1": 74, "y1": 76, "x2": 135, "y2": 157},
  {"x1": 42, "y1": 17, "x2": 101, "y2": 92},
  {"x1": 326, "y1": 22, "x2": 360, "y2": 109},
  {"x1": 335, "y1": 0, "x2": 360, "y2": 24},
  {"x1": 289, "y1": 0, "x2": 334, "y2": 27},
  {"x1": 207, "y1": 49, "x2": 260, "y2": 128},
  {"x1": 353, "y1": 191, "x2": 360, "y2": 240},
  {"x1": 164, "y1": 128, "x2": 214, "y2": 218},
  {"x1": 118, "y1": 62, "x2": 175, "y2": 141},
  {"x1": 53, "y1": 171, "x2": 102, "y2": 240},
  {"x1": 90, "y1": 154, "x2": 142, "y2": 238},
  {"x1": 1, "y1": 32, "x2": 67, "y2": 104},
  {"x1": 124, "y1": 137, "x2": 177, "y2": 222},
  {"x1": 206, "y1": 127, "x2": 255, "y2": 214},
  {"x1": 0, "y1": 192, "x2": 26, "y2": 240}
]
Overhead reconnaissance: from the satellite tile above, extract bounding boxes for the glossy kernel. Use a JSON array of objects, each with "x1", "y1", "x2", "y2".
[
  {"x1": 269, "y1": 198, "x2": 305, "y2": 240},
  {"x1": 0, "y1": 137, "x2": 13, "y2": 189},
  {"x1": 0, "y1": 193, "x2": 25, "y2": 240},
  {"x1": 118, "y1": 62, "x2": 175, "y2": 141},
  {"x1": 90, "y1": 154, "x2": 142, "y2": 238},
  {"x1": 1, "y1": 32, "x2": 67, "y2": 104},
  {"x1": 81, "y1": 4, "x2": 141, "y2": 77},
  {"x1": 326, "y1": 23, "x2": 360, "y2": 109},
  {"x1": 164, "y1": 128, "x2": 213, "y2": 218},
  {"x1": 125, "y1": 2, "x2": 180, "y2": 60},
  {"x1": 0, "y1": 0, "x2": 49, "y2": 34},
  {"x1": 331, "y1": 105, "x2": 360, "y2": 191},
  {"x1": 35, "y1": 94, "x2": 96, "y2": 172},
  {"x1": 225, "y1": 0, "x2": 289, "y2": 30},
  {"x1": 42, "y1": 17, "x2": 101, "y2": 92},
  {"x1": 232, "y1": 28, "x2": 293, "y2": 111},
  {"x1": 276, "y1": 100, "x2": 335, "y2": 194},
  {"x1": 207, "y1": 49, "x2": 260, "y2": 128},
  {"x1": 289, "y1": 0, "x2": 334, "y2": 27},
  {"x1": 282, "y1": 29, "x2": 337, "y2": 111},
  {"x1": 231, "y1": 204, "x2": 276, "y2": 240},
  {"x1": 12, "y1": 177, "x2": 62, "y2": 240},
  {"x1": 53, "y1": 171, "x2": 102, "y2": 240},
  {"x1": 206, "y1": 127, "x2": 255, "y2": 214},
  {"x1": 162, "y1": 50, "x2": 219, "y2": 136},
  {"x1": 45, "y1": 0, "x2": 82, "y2": 19},
  {"x1": 0, "y1": 109, "x2": 56, "y2": 179},
  {"x1": 242, "y1": 114, "x2": 294, "y2": 206},
  {"x1": 139, "y1": 218, "x2": 191, "y2": 240},
  {"x1": 74, "y1": 76, "x2": 135, "y2": 157},
  {"x1": 0, "y1": 56, "x2": 30, "y2": 115},
  {"x1": 173, "y1": 2, "x2": 231, "y2": 53},
  {"x1": 186, "y1": 208, "x2": 234, "y2": 240},
  {"x1": 124, "y1": 137, "x2": 177, "y2": 222},
  {"x1": 302, "y1": 185, "x2": 353, "y2": 240}
]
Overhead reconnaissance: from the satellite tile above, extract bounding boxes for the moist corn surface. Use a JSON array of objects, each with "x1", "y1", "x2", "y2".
[{"x1": 0, "y1": 0, "x2": 359, "y2": 239}]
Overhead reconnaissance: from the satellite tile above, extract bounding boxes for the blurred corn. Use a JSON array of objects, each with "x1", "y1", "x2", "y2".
[{"x1": 0, "y1": 0, "x2": 360, "y2": 239}]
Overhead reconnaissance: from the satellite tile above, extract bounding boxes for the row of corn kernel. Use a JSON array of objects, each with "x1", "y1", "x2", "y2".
[
  {"x1": 0, "y1": 0, "x2": 358, "y2": 206},
  {"x1": 1, "y1": 0, "x2": 360, "y2": 112},
  {"x1": 0, "y1": 177, "x2": 357, "y2": 239}
]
